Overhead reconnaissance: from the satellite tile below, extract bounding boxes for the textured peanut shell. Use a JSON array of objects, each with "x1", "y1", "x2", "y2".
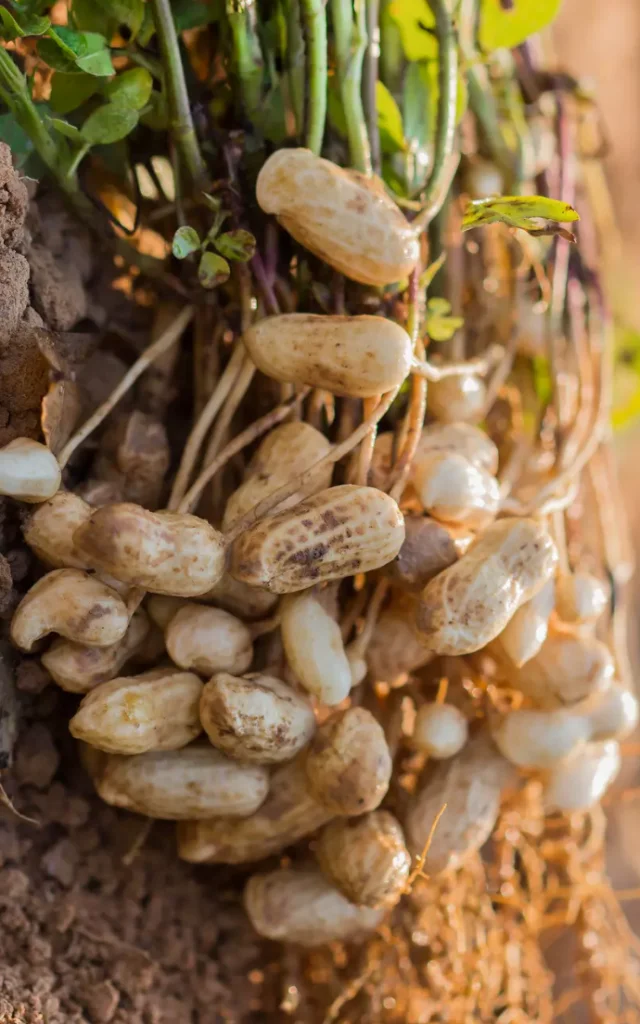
[
  {"x1": 404, "y1": 736, "x2": 515, "y2": 874},
  {"x1": 23, "y1": 490, "x2": 92, "y2": 568},
  {"x1": 200, "y1": 573, "x2": 277, "y2": 620},
  {"x1": 316, "y1": 812, "x2": 410, "y2": 909},
  {"x1": 230, "y1": 485, "x2": 405, "y2": 594},
  {"x1": 305, "y1": 707, "x2": 392, "y2": 815},
  {"x1": 10, "y1": 568, "x2": 129, "y2": 652},
  {"x1": 200, "y1": 672, "x2": 315, "y2": 763},
  {"x1": 42, "y1": 608, "x2": 150, "y2": 693},
  {"x1": 256, "y1": 148, "x2": 419, "y2": 286},
  {"x1": 280, "y1": 591, "x2": 352, "y2": 705},
  {"x1": 415, "y1": 518, "x2": 558, "y2": 655},
  {"x1": 417, "y1": 422, "x2": 499, "y2": 474},
  {"x1": 244, "y1": 868, "x2": 384, "y2": 947},
  {"x1": 177, "y1": 756, "x2": 332, "y2": 864},
  {"x1": 165, "y1": 604, "x2": 253, "y2": 677},
  {"x1": 222, "y1": 422, "x2": 332, "y2": 530},
  {"x1": 94, "y1": 744, "x2": 269, "y2": 820},
  {"x1": 74, "y1": 503, "x2": 226, "y2": 596},
  {"x1": 381, "y1": 515, "x2": 458, "y2": 593},
  {"x1": 243, "y1": 314, "x2": 413, "y2": 399},
  {"x1": 367, "y1": 593, "x2": 434, "y2": 681},
  {"x1": 69, "y1": 667, "x2": 203, "y2": 754}
]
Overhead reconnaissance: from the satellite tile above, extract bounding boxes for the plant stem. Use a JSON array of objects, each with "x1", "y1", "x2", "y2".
[
  {"x1": 284, "y1": 0, "x2": 305, "y2": 137},
  {"x1": 466, "y1": 63, "x2": 515, "y2": 188},
  {"x1": 364, "y1": 0, "x2": 381, "y2": 174},
  {"x1": 227, "y1": 0, "x2": 264, "y2": 122},
  {"x1": 300, "y1": 0, "x2": 327, "y2": 155},
  {"x1": 413, "y1": 0, "x2": 458, "y2": 233},
  {"x1": 149, "y1": 0, "x2": 207, "y2": 190},
  {"x1": 379, "y1": 0, "x2": 403, "y2": 97},
  {"x1": 331, "y1": 0, "x2": 371, "y2": 174}
]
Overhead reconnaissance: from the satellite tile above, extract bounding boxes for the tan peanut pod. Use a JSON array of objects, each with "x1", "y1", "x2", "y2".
[
  {"x1": 555, "y1": 570, "x2": 610, "y2": 624},
  {"x1": 93, "y1": 744, "x2": 269, "y2": 820},
  {"x1": 404, "y1": 736, "x2": 515, "y2": 874},
  {"x1": 69, "y1": 667, "x2": 203, "y2": 754},
  {"x1": 542, "y1": 740, "x2": 621, "y2": 812},
  {"x1": 243, "y1": 314, "x2": 413, "y2": 399},
  {"x1": 367, "y1": 592, "x2": 434, "y2": 682},
  {"x1": 41, "y1": 608, "x2": 150, "y2": 693},
  {"x1": 222, "y1": 422, "x2": 332, "y2": 531},
  {"x1": 73, "y1": 503, "x2": 226, "y2": 596},
  {"x1": 381, "y1": 515, "x2": 458, "y2": 593},
  {"x1": 280, "y1": 590, "x2": 351, "y2": 705},
  {"x1": 0, "y1": 437, "x2": 61, "y2": 502},
  {"x1": 10, "y1": 569, "x2": 129, "y2": 652},
  {"x1": 492, "y1": 707, "x2": 591, "y2": 768},
  {"x1": 200, "y1": 672, "x2": 315, "y2": 763},
  {"x1": 417, "y1": 422, "x2": 499, "y2": 474},
  {"x1": 412, "y1": 703, "x2": 469, "y2": 759},
  {"x1": 502, "y1": 625, "x2": 615, "y2": 707},
  {"x1": 256, "y1": 147, "x2": 419, "y2": 286},
  {"x1": 165, "y1": 604, "x2": 253, "y2": 677},
  {"x1": 305, "y1": 707, "x2": 392, "y2": 815},
  {"x1": 316, "y1": 811, "x2": 410, "y2": 909},
  {"x1": 23, "y1": 490, "x2": 92, "y2": 568},
  {"x1": 410, "y1": 450, "x2": 499, "y2": 529},
  {"x1": 427, "y1": 374, "x2": 486, "y2": 424},
  {"x1": 492, "y1": 578, "x2": 555, "y2": 668},
  {"x1": 415, "y1": 518, "x2": 558, "y2": 655},
  {"x1": 146, "y1": 595, "x2": 186, "y2": 630},
  {"x1": 177, "y1": 755, "x2": 332, "y2": 864},
  {"x1": 245, "y1": 867, "x2": 385, "y2": 947},
  {"x1": 200, "y1": 573, "x2": 278, "y2": 620},
  {"x1": 230, "y1": 485, "x2": 405, "y2": 594}
]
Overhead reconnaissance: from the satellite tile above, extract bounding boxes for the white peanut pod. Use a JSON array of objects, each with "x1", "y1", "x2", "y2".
[
  {"x1": 256, "y1": 147, "x2": 419, "y2": 286},
  {"x1": 230, "y1": 485, "x2": 405, "y2": 594},
  {"x1": 555, "y1": 571, "x2": 609, "y2": 624},
  {"x1": 427, "y1": 374, "x2": 486, "y2": 424},
  {"x1": 177, "y1": 756, "x2": 332, "y2": 864},
  {"x1": 165, "y1": 604, "x2": 253, "y2": 677},
  {"x1": 222, "y1": 422, "x2": 332, "y2": 530},
  {"x1": 587, "y1": 683, "x2": 639, "y2": 741},
  {"x1": 367, "y1": 592, "x2": 434, "y2": 682},
  {"x1": 245, "y1": 867, "x2": 385, "y2": 947},
  {"x1": 410, "y1": 450, "x2": 499, "y2": 529},
  {"x1": 0, "y1": 437, "x2": 61, "y2": 502},
  {"x1": 304, "y1": 707, "x2": 392, "y2": 815},
  {"x1": 316, "y1": 812, "x2": 411, "y2": 909},
  {"x1": 41, "y1": 608, "x2": 150, "y2": 693},
  {"x1": 381, "y1": 515, "x2": 458, "y2": 593},
  {"x1": 542, "y1": 740, "x2": 621, "y2": 812},
  {"x1": 93, "y1": 744, "x2": 269, "y2": 820},
  {"x1": 200, "y1": 672, "x2": 315, "y2": 763},
  {"x1": 417, "y1": 421, "x2": 499, "y2": 473},
  {"x1": 404, "y1": 736, "x2": 515, "y2": 874},
  {"x1": 415, "y1": 518, "x2": 558, "y2": 655},
  {"x1": 23, "y1": 490, "x2": 92, "y2": 568},
  {"x1": 73, "y1": 502, "x2": 226, "y2": 596},
  {"x1": 493, "y1": 578, "x2": 555, "y2": 668},
  {"x1": 242, "y1": 314, "x2": 413, "y2": 399},
  {"x1": 200, "y1": 573, "x2": 278, "y2": 620},
  {"x1": 492, "y1": 707, "x2": 591, "y2": 768},
  {"x1": 412, "y1": 703, "x2": 469, "y2": 759},
  {"x1": 10, "y1": 569, "x2": 129, "y2": 652},
  {"x1": 280, "y1": 590, "x2": 351, "y2": 705},
  {"x1": 69, "y1": 667, "x2": 203, "y2": 754},
  {"x1": 502, "y1": 625, "x2": 615, "y2": 707}
]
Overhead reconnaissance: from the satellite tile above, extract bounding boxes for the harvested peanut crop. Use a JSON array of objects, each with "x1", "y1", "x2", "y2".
[{"x1": 1, "y1": 3, "x2": 639, "y2": 1023}]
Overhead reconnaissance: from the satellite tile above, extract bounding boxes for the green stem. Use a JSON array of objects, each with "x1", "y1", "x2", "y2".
[
  {"x1": 65, "y1": 142, "x2": 91, "y2": 181},
  {"x1": 467, "y1": 63, "x2": 515, "y2": 188},
  {"x1": 413, "y1": 0, "x2": 458, "y2": 232},
  {"x1": 227, "y1": 0, "x2": 264, "y2": 121},
  {"x1": 300, "y1": 0, "x2": 327, "y2": 155},
  {"x1": 379, "y1": 0, "x2": 403, "y2": 97},
  {"x1": 149, "y1": 0, "x2": 207, "y2": 190},
  {"x1": 331, "y1": 0, "x2": 371, "y2": 174},
  {"x1": 363, "y1": 0, "x2": 381, "y2": 174},
  {"x1": 284, "y1": 0, "x2": 305, "y2": 137}
]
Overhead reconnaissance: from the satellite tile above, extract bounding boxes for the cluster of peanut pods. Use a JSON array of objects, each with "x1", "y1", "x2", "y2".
[{"x1": 2, "y1": 148, "x2": 635, "y2": 947}]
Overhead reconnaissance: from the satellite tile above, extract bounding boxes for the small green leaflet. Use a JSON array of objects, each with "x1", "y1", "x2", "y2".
[
  {"x1": 0, "y1": 6, "x2": 49, "y2": 40},
  {"x1": 388, "y1": 0, "x2": 436, "y2": 62},
  {"x1": 104, "y1": 68, "x2": 153, "y2": 111},
  {"x1": 377, "y1": 81, "x2": 406, "y2": 154},
  {"x1": 173, "y1": 0, "x2": 223, "y2": 31},
  {"x1": 462, "y1": 195, "x2": 579, "y2": 240},
  {"x1": 49, "y1": 117, "x2": 84, "y2": 141},
  {"x1": 38, "y1": 26, "x2": 114, "y2": 76},
  {"x1": 50, "y1": 72, "x2": 99, "y2": 113},
  {"x1": 172, "y1": 226, "x2": 201, "y2": 259},
  {"x1": 214, "y1": 229, "x2": 256, "y2": 263},
  {"x1": 71, "y1": 0, "x2": 145, "y2": 40},
  {"x1": 478, "y1": 0, "x2": 562, "y2": 52},
  {"x1": 419, "y1": 252, "x2": 446, "y2": 291},
  {"x1": 81, "y1": 102, "x2": 138, "y2": 144},
  {"x1": 198, "y1": 251, "x2": 230, "y2": 288},
  {"x1": 426, "y1": 297, "x2": 464, "y2": 341}
]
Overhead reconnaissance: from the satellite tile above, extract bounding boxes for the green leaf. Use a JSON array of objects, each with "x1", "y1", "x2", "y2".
[
  {"x1": 49, "y1": 117, "x2": 84, "y2": 141},
  {"x1": 38, "y1": 26, "x2": 113, "y2": 75},
  {"x1": 479, "y1": 0, "x2": 562, "y2": 52},
  {"x1": 462, "y1": 195, "x2": 579, "y2": 239},
  {"x1": 71, "y1": 0, "x2": 144, "y2": 39},
  {"x1": 426, "y1": 297, "x2": 464, "y2": 341},
  {"x1": 173, "y1": 0, "x2": 223, "y2": 31},
  {"x1": 76, "y1": 46, "x2": 114, "y2": 76},
  {"x1": 419, "y1": 252, "x2": 446, "y2": 291},
  {"x1": 104, "y1": 68, "x2": 153, "y2": 110},
  {"x1": 612, "y1": 323, "x2": 640, "y2": 432},
  {"x1": 376, "y1": 80, "x2": 405, "y2": 155},
  {"x1": 0, "y1": 111, "x2": 34, "y2": 168},
  {"x1": 198, "y1": 251, "x2": 230, "y2": 289},
  {"x1": 81, "y1": 102, "x2": 139, "y2": 144},
  {"x1": 214, "y1": 229, "x2": 256, "y2": 263},
  {"x1": 388, "y1": 0, "x2": 436, "y2": 61},
  {"x1": 139, "y1": 89, "x2": 168, "y2": 130},
  {"x1": 172, "y1": 225, "x2": 201, "y2": 259},
  {"x1": 0, "y1": 6, "x2": 49, "y2": 39},
  {"x1": 50, "y1": 71, "x2": 99, "y2": 113}
]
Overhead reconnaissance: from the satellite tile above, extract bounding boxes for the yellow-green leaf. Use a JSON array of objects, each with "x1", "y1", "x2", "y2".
[
  {"x1": 377, "y1": 80, "x2": 406, "y2": 154},
  {"x1": 104, "y1": 68, "x2": 153, "y2": 110},
  {"x1": 462, "y1": 195, "x2": 579, "y2": 239},
  {"x1": 388, "y1": 0, "x2": 436, "y2": 62},
  {"x1": 479, "y1": 0, "x2": 562, "y2": 52},
  {"x1": 198, "y1": 251, "x2": 230, "y2": 289}
]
